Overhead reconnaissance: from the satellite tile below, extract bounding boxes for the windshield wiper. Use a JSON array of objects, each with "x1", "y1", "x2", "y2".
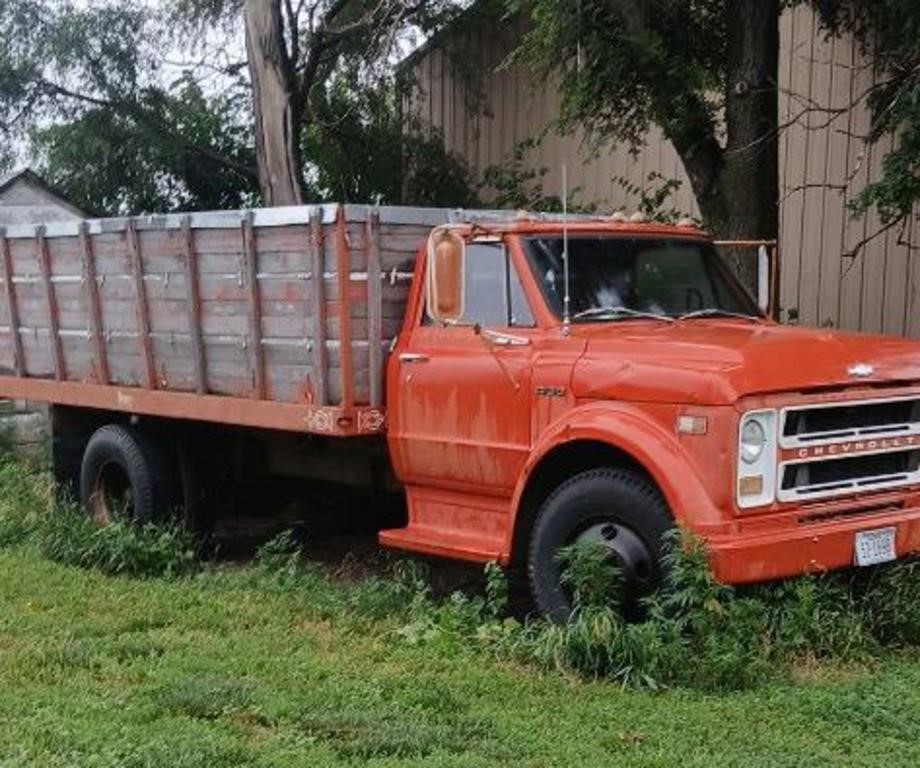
[
  {"x1": 572, "y1": 306, "x2": 674, "y2": 323},
  {"x1": 677, "y1": 308, "x2": 761, "y2": 322}
]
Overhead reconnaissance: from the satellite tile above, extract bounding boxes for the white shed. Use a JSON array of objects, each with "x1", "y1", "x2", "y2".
[{"x1": 0, "y1": 169, "x2": 86, "y2": 226}]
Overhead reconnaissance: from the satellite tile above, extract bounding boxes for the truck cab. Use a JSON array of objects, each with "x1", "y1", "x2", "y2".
[{"x1": 383, "y1": 217, "x2": 920, "y2": 620}]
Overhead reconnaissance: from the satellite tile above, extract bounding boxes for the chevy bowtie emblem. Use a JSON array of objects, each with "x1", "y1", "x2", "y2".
[{"x1": 847, "y1": 363, "x2": 875, "y2": 378}]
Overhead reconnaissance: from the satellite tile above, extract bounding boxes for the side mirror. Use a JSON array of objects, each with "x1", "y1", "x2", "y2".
[{"x1": 426, "y1": 228, "x2": 465, "y2": 324}]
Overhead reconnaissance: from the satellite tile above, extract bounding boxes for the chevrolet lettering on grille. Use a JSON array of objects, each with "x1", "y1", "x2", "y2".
[{"x1": 793, "y1": 434, "x2": 920, "y2": 460}]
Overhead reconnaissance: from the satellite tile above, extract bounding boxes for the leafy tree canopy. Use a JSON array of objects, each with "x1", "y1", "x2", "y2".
[
  {"x1": 0, "y1": 1, "x2": 259, "y2": 214},
  {"x1": 303, "y1": 67, "x2": 477, "y2": 206},
  {"x1": 175, "y1": 0, "x2": 463, "y2": 205},
  {"x1": 1, "y1": 0, "x2": 477, "y2": 215},
  {"x1": 506, "y1": 0, "x2": 781, "y2": 257},
  {"x1": 507, "y1": 0, "x2": 728, "y2": 156},
  {"x1": 507, "y1": 0, "x2": 917, "y2": 251},
  {"x1": 35, "y1": 77, "x2": 257, "y2": 216}
]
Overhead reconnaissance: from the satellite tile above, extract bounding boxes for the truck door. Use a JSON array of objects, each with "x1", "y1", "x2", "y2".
[{"x1": 389, "y1": 240, "x2": 535, "y2": 495}]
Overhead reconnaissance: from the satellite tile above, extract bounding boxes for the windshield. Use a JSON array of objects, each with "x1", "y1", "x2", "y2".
[{"x1": 522, "y1": 235, "x2": 761, "y2": 321}]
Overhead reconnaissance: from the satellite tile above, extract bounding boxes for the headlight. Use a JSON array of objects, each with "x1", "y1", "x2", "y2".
[
  {"x1": 740, "y1": 418, "x2": 766, "y2": 464},
  {"x1": 737, "y1": 410, "x2": 777, "y2": 509}
]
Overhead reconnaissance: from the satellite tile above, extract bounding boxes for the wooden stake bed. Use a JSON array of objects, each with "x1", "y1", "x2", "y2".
[{"x1": 0, "y1": 204, "x2": 476, "y2": 436}]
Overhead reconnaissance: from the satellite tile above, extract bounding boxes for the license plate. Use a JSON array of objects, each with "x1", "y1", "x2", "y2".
[{"x1": 854, "y1": 527, "x2": 897, "y2": 567}]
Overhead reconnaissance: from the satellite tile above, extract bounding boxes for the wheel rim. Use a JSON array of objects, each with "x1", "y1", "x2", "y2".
[
  {"x1": 89, "y1": 461, "x2": 134, "y2": 524},
  {"x1": 571, "y1": 519, "x2": 654, "y2": 595}
]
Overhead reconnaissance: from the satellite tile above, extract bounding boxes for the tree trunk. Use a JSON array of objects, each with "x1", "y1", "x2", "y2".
[
  {"x1": 672, "y1": 0, "x2": 780, "y2": 293},
  {"x1": 721, "y1": 0, "x2": 780, "y2": 290},
  {"x1": 244, "y1": 0, "x2": 304, "y2": 206}
]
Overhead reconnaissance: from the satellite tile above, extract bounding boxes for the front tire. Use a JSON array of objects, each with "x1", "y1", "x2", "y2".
[
  {"x1": 79, "y1": 424, "x2": 176, "y2": 525},
  {"x1": 527, "y1": 467, "x2": 672, "y2": 622}
]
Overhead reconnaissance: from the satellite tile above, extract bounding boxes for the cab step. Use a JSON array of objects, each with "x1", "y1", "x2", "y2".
[
  {"x1": 379, "y1": 525, "x2": 504, "y2": 562},
  {"x1": 378, "y1": 485, "x2": 511, "y2": 563}
]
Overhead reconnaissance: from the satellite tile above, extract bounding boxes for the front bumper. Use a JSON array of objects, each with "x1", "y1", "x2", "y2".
[{"x1": 706, "y1": 501, "x2": 920, "y2": 584}]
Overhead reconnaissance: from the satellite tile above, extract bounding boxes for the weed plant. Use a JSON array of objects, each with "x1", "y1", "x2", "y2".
[
  {"x1": 458, "y1": 534, "x2": 920, "y2": 691},
  {"x1": 0, "y1": 459, "x2": 196, "y2": 578}
]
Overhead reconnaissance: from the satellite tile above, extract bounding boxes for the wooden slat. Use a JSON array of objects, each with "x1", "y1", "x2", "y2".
[
  {"x1": 126, "y1": 221, "x2": 157, "y2": 389},
  {"x1": 309, "y1": 208, "x2": 327, "y2": 405},
  {"x1": 0, "y1": 229, "x2": 24, "y2": 377},
  {"x1": 366, "y1": 209, "x2": 383, "y2": 407},
  {"x1": 36, "y1": 226, "x2": 65, "y2": 380},
  {"x1": 241, "y1": 213, "x2": 266, "y2": 399},
  {"x1": 79, "y1": 222, "x2": 109, "y2": 384},
  {"x1": 181, "y1": 216, "x2": 207, "y2": 394},
  {"x1": 335, "y1": 206, "x2": 354, "y2": 409}
]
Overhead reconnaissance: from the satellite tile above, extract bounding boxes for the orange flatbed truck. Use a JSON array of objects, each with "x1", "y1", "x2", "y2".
[{"x1": 1, "y1": 204, "x2": 919, "y2": 619}]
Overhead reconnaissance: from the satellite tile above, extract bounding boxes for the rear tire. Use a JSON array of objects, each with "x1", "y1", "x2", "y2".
[
  {"x1": 527, "y1": 467, "x2": 672, "y2": 623},
  {"x1": 79, "y1": 424, "x2": 176, "y2": 525}
]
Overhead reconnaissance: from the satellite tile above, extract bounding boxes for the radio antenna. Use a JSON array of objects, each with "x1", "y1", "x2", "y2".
[{"x1": 562, "y1": 163, "x2": 571, "y2": 326}]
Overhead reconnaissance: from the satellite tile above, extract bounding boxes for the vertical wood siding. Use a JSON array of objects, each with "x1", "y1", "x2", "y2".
[{"x1": 406, "y1": 6, "x2": 918, "y2": 337}]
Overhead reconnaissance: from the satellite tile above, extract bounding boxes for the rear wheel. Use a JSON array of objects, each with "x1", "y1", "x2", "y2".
[
  {"x1": 527, "y1": 467, "x2": 672, "y2": 622},
  {"x1": 79, "y1": 424, "x2": 176, "y2": 525}
]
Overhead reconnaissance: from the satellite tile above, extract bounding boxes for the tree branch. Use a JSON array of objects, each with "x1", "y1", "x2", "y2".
[
  {"x1": 842, "y1": 217, "x2": 905, "y2": 264},
  {"x1": 34, "y1": 77, "x2": 114, "y2": 109},
  {"x1": 725, "y1": 103, "x2": 849, "y2": 159},
  {"x1": 283, "y1": 0, "x2": 299, "y2": 65},
  {"x1": 779, "y1": 181, "x2": 848, "y2": 204},
  {"x1": 26, "y1": 75, "x2": 258, "y2": 182},
  {"x1": 296, "y1": 0, "x2": 354, "y2": 106}
]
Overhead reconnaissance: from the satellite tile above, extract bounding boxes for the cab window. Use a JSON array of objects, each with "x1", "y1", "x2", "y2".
[
  {"x1": 523, "y1": 235, "x2": 759, "y2": 319},
  {"x1": 463, "y1": 243, "x2": 507, "y2": 326},
  {"x1": 427, "y1": 242, "x2": 534, "y2": 327}
]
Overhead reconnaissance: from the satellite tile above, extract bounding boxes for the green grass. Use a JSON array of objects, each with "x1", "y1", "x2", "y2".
[
  {"x1": 1, "y1": 461, "x2": 920, "y2": 766},
  {"x1": 3, "y1": 548, "x2": 920, "y2": 766}
]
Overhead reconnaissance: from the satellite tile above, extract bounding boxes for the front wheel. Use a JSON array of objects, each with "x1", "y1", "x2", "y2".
[{"x1": 527, "y1": 467, "x2": 673, "y2": 622}]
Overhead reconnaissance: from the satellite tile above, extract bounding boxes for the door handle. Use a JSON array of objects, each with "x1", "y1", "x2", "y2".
[
  {"x1": 399, "y1": 352, "x2": 429, "y2": 363},
  {"x1": 480, "y1": 328, "x2": 531, "y2": 347}
]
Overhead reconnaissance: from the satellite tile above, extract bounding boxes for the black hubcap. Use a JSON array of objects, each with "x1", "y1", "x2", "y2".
[{"x1": 573, "y1": 520, "x2": 654, "y2": 594}]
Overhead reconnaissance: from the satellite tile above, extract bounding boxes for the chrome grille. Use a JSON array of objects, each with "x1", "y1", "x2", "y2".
[
  {"x1": 780, "y1": 396, "x2": 920, "y2": 448},
  {"x1": 780, "y1": 449, "x2": 920, "y2": 501}
]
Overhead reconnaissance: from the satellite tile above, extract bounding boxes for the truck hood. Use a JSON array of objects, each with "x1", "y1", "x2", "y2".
[{"x1": 571, "y1": 321, "x2": 920, "y2": 405}]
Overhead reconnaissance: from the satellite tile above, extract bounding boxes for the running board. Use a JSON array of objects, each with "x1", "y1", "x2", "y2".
[
  {"x1": 378, "y1": 485, "x2": 511, "y2": 564},
  {"x1": 379, "y1": 525, "x2": 504, "y2": 563}
]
